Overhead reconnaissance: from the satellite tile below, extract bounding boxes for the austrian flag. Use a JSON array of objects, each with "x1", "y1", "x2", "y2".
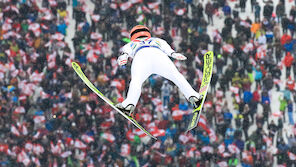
[
  {"x1": 120, "y1": 2, "x2": 132, "y2": 11},
  {"x1": 74, "y1": 139, "x2": 87, "y2": 149},
  {"x1": 81, "y1": 134, "x2": 95, "y2": 143},
  {"x1": 101, "y1": 132, "x2": 115, "y2": 143}
]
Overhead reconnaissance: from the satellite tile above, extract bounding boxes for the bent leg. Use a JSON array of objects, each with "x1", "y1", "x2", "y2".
[
  {"x1": 153, "y1": 55, "x2": 200, "y2": 100},
  {"x1": 122, "y1": 55, "x2": 151, "y2": 107}
]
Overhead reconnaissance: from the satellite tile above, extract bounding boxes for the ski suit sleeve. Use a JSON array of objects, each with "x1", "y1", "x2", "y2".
[
  {"x1": 120, "y1": 43, "x2": 133, "y2": 58},
  {"x1": 156, "y1": 38, "x2": 176, "y2": 56},
  {"x1": 156, "y1": 38, "x2": 187, "y2": 60}
]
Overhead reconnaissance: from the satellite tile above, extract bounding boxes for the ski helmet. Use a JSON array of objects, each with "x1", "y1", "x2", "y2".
[{"x1": 130, "y1": 25, "x2": 151, "y2": 41}]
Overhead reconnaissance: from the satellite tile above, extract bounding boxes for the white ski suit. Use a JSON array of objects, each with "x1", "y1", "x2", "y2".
[{"x1": 118, "y1": 37, "x2": 200, "y2": 107}]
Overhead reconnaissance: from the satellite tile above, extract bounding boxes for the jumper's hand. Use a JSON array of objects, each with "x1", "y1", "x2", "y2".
[
  {"x1": 117, "y1": 53, "x2": 128, "y2": 66},
  {"x1": 171, "y1": 52, "x2": 187, "y2": 60}
]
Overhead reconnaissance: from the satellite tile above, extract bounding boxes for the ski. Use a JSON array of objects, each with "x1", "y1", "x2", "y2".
[
  {"x1": 186, "y1": 51, "x2": 214, "y2": 132},
  {"x1": 72, "y1": 62, "x2": 157, "y2": 140}
]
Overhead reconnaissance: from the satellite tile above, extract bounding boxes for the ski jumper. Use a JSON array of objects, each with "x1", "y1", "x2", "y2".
[{"x1": 120, "y1": 37, "x2": 200, "y2": 107}]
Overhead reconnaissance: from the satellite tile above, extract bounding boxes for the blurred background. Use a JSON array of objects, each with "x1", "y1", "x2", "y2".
[{"x1": 1, "y1": 0, "x2": 296, "y2": 166}]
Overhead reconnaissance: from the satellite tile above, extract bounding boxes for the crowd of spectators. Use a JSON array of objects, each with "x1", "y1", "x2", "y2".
[{"x1": 1, "y1": 0, "x2": 296, "y2": 166}]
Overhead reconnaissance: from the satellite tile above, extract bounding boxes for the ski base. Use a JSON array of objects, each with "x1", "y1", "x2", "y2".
[{"x1": 186, "y1": 51, "x2": 214, "y2": 132}]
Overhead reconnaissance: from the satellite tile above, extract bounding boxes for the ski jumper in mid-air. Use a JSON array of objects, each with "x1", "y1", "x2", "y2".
[{"x1": 116, "y1": 25, "x2": 202, "y2": 116}]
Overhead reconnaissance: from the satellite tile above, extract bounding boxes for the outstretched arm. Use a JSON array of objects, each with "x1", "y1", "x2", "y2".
[{"x1": 157, "y1": 38, "x2": 187, "y2": 60}]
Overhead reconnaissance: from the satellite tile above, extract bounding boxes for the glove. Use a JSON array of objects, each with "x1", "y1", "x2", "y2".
[
  {"x1": 117, "y1": 53, "x2": 128, "y2": 66},
  {"x1": 171, "y1": 52, "x2": 187, "y2": 60}
]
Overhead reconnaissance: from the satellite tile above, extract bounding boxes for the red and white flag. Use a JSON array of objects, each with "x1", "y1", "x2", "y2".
[
  {"x1": 148, "y1": 2, "x2": 160, "y2": 9},
  {"x1": 75, "y1": 151, "x2": 86, "y2": 160},
  {"x1": 0, "y1": 144, "x2": 9, "y2": 153},
  {"x1": 2, "y1": 23, "x2": 12, "y2": 31},
  {"x1": 263, "y1": 135, "x2": 272, "y2": 146},
  {"x1": 33, "y1": 116, "x2": 46, "y2": 124},
  {"x1": 51, "y1": 141, "x2": 62, "y2": 155},
  {"x1": 21, "y1": 124, "x2": 28, "y2": 136},
  {"x1": 33, "y1": 144, "x2": 44, "y2": 155},
  {"x1": 228, "y1": 144, "x2": 240, "y2": 154},
  {"x1": 14, "y1": 106, "x2": 25, "y2": 114},
  {"x1": 175, "y1": 8, "x2": 186, "y2": 16},
  {"x1": 269, "y1": 146, "x2": 278, "y2": 154},
  {"x1": 131, "y1": 0, "x2": 143, "y2": 4},
  {"x1": 142, "y1": 5, "x2": 151, "y2": 13},
  {"x1": 136, "y1": 14, "x2": 145, "y2": 22},
  {"x1": 91, "y1": 14, "x2": 100, "y2": 22},
  {"x1": 222, "y1": 44, "x2": 234, "y2": 53},
  {"x1": 288, "y1": 152, "x2": 296, "y2": 160},
  {"x1": 229, "y1": 86, "x2": 239, "y2": 94},
  {"x1": 240, "y1": 20, "x2": 251, "y2": 28},
  {"x1": 90, "y1": 32, "x2": 102, "y2": 40},
  {"x1": 101, "y1": 132, "x2": 115, "y2": 143},
  {"x1": 33, "y1": 130, "x2": 41, "y2": 139},
  {"x1": 60, "y1": 151, "x2": 72, "y2": 158},
  {"x1": 74, "y1": 139, "x2": 87, "y2": 149},
  {"x1": 151, "y1": 141, "x2": 161, "y2": 149},
  {"x1": 87, "y1": 50, "x2": 99, "y2": 63},
  {"x1": 42, "y1": 14, "x2": 52, "y2": 20},
  {"x1": 179, "y1": 133, "x2": 189, "y2": 144},
  {"x1": 201, "y1": 146, "x2": 214, "y2": 153},
  {"x1": 151, "y1": 128, "x2": 165, "y2": 137},
  {"x1": 81, "y1": 134, "x2": 94, "y2": 143},
  {"x1": 3, "y1": 5, "x2": 19, "y2": 14},
  {"x1": 126, "y1": 130, "x2": 135, "y2": 141},
  {"x1": 172, "y1": 110, "x2": 183, "y2": 121},
  {"x1": 134, "y1": 129, "x2": 147, "y2": 138},
  {"x1": 30, "y1": 70, "x2": 44, "y2": 83},
  {"x1": 217, "y1": 161, "x2": 228, "y2": 167},
  {"x1": 52, "y1": 33, "x2": 64, "y2": 41},
  {"x1": 120, "y1": 2, "x2": 132, "y2": 11},
  {"x1": 110, "y1": 3, "x2": 117, "y2": 9},
  {"x1": 49, "y1": 0, "x2": 57, "y2": 6},
  {"x1": 242, "y1": 42, "x2": 254, "y2": 53},
  {"x1": 11, "y1": 125, "x2": 20, "y2": 136},
  {"x1": 218, "y1": 143, "x2": 225, "y2": 154},
  {"x1": 152, "y1": 27, "x2": 164, "y2": 35},
  {"x1": 40, "y1": 90, "x2": 50, "y2": 99},
  {"x1": 28, "y1": 23, "x2": 41, "y2": 37},
  {"x1": 17, "y1": 150, "x2": 31, "y2": 166},
  {"x1": 272, "y1": 111, "x2": 283, "y2": 117},
  {"x1": 141, "y1": 113, "x2": 152, "y2": 122},
  {"x1": 32, "y1": 156, "x2": 41, "y2": 166},
  {"x1": 209, "y1": 128, "x2": 218, "y2": 142},
  {"x1": 121, "y1": 29, "x2": 129, "y2": 37},
  {"x1": 187, "y1": 147, "x2": 196, "y2": 157},
  {"x1": 198, "y1": 115, "x2": 209, "y2": 132}
]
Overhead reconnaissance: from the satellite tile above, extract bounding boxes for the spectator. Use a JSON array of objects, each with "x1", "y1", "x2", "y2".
[
  {"x1": 283, "y1": 52, "x2": 294, "y2": 78},
  {"x1": 240, "y1": 0, "x2": 247, "y2": 12},
  {"x1": 161, "y1": 80, "x2": 172, "y2": 108},
  {"x1": 276, "y1": 1, "x2": 285, "y2": 23},
  {"x1": 205, "y1": 1, "x2": 214, "y2": 26}
]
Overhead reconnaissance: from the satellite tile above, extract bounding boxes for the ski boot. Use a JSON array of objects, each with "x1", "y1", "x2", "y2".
[
  {"x1": 188, "y1": 95, "x2": 203, "y2": 109},
  {"x1": 115, "y1": 103, "x2": 135, "y2": 118}
]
